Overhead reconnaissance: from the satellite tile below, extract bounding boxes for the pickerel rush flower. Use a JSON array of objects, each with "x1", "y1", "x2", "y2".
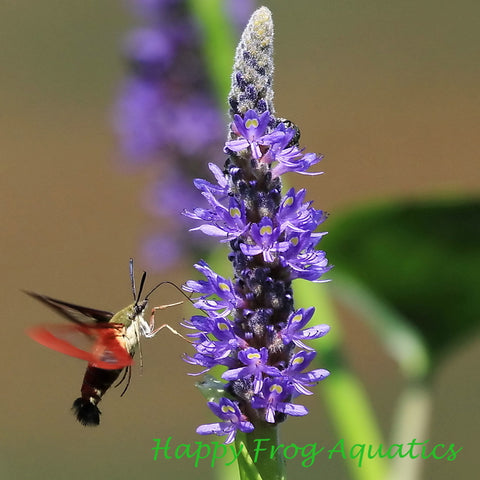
[
  {"x1": 114, "y1": 0, "x2": 255, "y2": 270},
  {"x1": 184, "y1": 7, "x2": 331, "y2": 444}
]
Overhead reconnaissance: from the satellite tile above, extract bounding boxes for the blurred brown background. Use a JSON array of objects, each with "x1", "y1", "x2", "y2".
[{"x1": 1, "y1": 1, "x2": 478, "y2": 479}]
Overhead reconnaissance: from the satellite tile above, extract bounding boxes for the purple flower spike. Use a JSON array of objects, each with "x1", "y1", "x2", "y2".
[
  {"x1": 222, "y1": 347, "x2": 281, "y2": 393},
  {"x1": 251, "y1": 378, "x2": 309, "y2": 423},
  {"x1": 194, "y1": 163, "x2": 229, "y2": 198},
  {"x1": 280, "y1": 308, "x2": 331, "y2": 350},
  {"x1": 225, "y1": 110, "x2": 272, "y2": 158},
  {"x1": 186, "y1": 195, "x2": 249, "y2": 240},
  {"x1": 240, "y1": 217, "x2": 290, "y2": 262},
  {"x1": 183, "y1": 261, "x2": 243, "y2": 317},
  {"x1": 197, "y1": 398, "x2": 254, "y2": 444},
  {"x1": 277, "y1": 188, "x2": 327, "y2": 234},
  {"x1": 283, "y1": 351, "x2": 330, "y2": 395},
  {"x1": 184, "y1": 7, "x2": 331, "y2": 442},
  {"x1": 272, "y1": 151, "x2": 324, "y2": 178}
]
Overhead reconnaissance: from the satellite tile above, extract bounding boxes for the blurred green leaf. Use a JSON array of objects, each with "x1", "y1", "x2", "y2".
[
  {"x1": 297, "y1": 281, "x2": 387, "y2": 480},
  {"x1": 187, "y1": 0, "x2": 236, "y2": 105},
  {"x1": 322, "y1": 197, "x2": 480, "y2": 372}
]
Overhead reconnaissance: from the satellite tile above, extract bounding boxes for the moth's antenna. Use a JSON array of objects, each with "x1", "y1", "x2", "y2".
[
  {"x1": 136, "y1": 271, "x2": 147, "y2": 305},
  {"x1": 129, "y1": 258, "x2": 136, "y2": 302},
  {"x1": 145, "y1": 281, "x2": 208, "y2": 317},
  {"x1": 144, "y1": 281, "x2": 194, "y2": 305},
  {"x1": 130, "y1": 258, "x2": 147, "y2": 305}
]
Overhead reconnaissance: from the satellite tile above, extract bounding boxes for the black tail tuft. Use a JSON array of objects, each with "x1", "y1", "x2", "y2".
[{"x1": 72, "y1": 398, "x2": 101, "y2": 426}]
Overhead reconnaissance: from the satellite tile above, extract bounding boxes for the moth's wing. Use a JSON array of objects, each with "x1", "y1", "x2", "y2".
[
  {"x1": 27, "y1": 323, "x2": 133, "y2": 370},
  {"x1": 24, "y1": 291, "x2": 114, "y2": 324},
  {"x1": 90, "y1": 325, "x2": 134, "y2": 369}
]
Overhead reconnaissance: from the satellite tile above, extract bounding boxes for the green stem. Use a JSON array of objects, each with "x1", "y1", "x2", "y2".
[{"x1": 236, "y1": 424, "x2": 286, "y2": 480}]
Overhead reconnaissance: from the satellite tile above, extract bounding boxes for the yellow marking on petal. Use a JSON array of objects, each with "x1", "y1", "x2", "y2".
[
  {"x1": 247, "y1": 352, "x2": 261, "y2": 360},
  {"x1": 292, "y1": 313, "x2": 303, "y2": 324},
  {"x1": 283, "y1": 196, "x2": 294, "y2": 207},
  {"x1": 290, "y1": 236, "x2": 299, "y2": 246},
  {"x1": 260, "y1": 225, "x2": 272, "y2": 236},
  {"x1": 229, "y1": 207, "x2": 241, "y2": 218},
  {"x1": 221, "y1": 405, "x2": 236, "y2": 414},
  {"x1": 218, "y1": 322, "x2": 229, "y2": 331},
  {"x1": 270, "y1": 384, "x2": 283, "y2": 394},
  {"x1": 219, "y1": 282, "x2": 230, "y2": 292},
  {"x1": 293, "y1": 356, "x2": 305, "y2": 366},
  {"x1": 245, "y1": 118, "x2": 259, "y2": 129}
]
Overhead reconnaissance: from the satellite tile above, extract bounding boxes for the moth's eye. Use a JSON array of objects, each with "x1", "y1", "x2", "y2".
[{"x1": 134, "y1": 303, "x2": 146, "y2": 316}]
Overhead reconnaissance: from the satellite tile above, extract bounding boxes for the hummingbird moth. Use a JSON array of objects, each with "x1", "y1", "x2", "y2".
[{"x1": 26, "y1": 259, "x2": 184, "y2": 426}]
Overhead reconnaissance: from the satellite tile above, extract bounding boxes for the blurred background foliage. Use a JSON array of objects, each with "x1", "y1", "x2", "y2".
[
  {"x1": 324, "y1": 198, "x2": 480, "y2": 368},
  {"x1": 1, "y1": 1, "x2": 479, "y2": 479}
]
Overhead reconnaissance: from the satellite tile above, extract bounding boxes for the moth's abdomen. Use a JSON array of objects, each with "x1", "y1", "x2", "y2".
[
  {"x1": 72, "y1": 365, "x2": 123, "y2": 426},
  {"x1": 72, "y1": 398, "x2": 101, "y2": 426}
]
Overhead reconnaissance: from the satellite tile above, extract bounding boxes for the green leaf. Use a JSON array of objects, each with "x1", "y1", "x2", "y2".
[{"x1": 322, "y1": 196, "x2": 480, "y2": 371}]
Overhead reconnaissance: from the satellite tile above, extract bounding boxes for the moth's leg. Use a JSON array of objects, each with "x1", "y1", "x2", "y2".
[
  {"x1": 148, "y1": 301, "x2": 182, "y2": 329},
  {"x1": 147, "y1": 302, "x2": 190, "y2": 342}
]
